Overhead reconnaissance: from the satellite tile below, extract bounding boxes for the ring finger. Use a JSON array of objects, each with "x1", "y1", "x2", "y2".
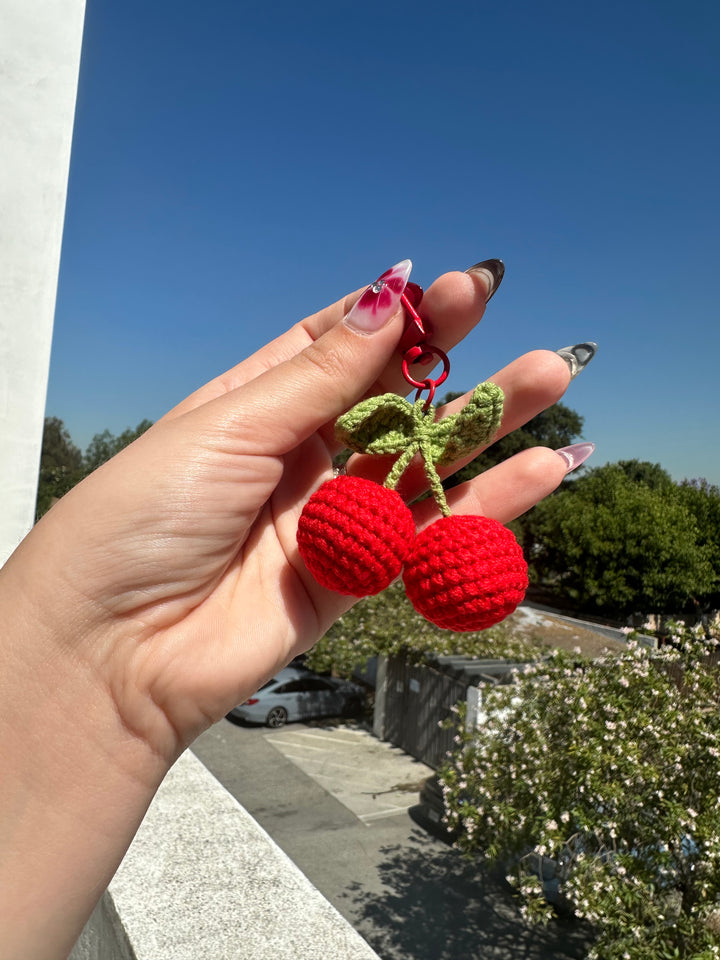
[{"x1": 346, "y1": 349, "x2": 572, "y2": 496}]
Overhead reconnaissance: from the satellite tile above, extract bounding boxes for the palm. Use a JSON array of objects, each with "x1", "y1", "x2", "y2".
[{"x1": 48, "y1": 417, "x2": 343, "y2": 745}]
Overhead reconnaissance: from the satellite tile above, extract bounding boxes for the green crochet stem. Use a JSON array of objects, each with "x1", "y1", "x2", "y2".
[
  {"x1": 382, "y1": 399, "x2": 453, "y2": 516},
  {"x1": 334, "y1": 381, "x2": 505, "y2": 520}
]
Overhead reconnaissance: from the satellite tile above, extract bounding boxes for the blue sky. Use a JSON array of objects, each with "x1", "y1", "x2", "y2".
[{"x1": 48, "y1": 0, "x2": 720, "y2": 484}]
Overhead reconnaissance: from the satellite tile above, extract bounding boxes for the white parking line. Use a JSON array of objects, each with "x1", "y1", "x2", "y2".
[
  {"x1": 274, "y1": 730, "x2": 367, "y2": 745},
  {"x1": 292, "y1": 759, "x2": 363, "y2": 773},
  {"x1": 268, "y1": 738, "x2": 325, "y2": 752},
  {"x1": 360, "y1": 807, "x2": 414, "y2": 823}
]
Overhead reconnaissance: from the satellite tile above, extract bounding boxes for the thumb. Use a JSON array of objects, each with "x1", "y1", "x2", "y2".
[{"x1": 211, "y1": 260, "x2": 413, "y2": 453}]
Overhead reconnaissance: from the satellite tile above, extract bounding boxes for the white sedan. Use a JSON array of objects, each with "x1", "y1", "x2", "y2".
[{"x1": 228, "y1": 667, "x2": 365, "y2": 728}]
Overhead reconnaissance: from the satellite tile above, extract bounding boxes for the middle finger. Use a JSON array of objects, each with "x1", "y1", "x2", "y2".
[{"x1": 346, "y1": 349, "x2": 572, "y2": 499}]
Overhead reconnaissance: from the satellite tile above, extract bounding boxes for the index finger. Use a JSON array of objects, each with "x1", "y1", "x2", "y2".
[{"x1": 160, "y1": 261, "x2": 501, "y2": 422}]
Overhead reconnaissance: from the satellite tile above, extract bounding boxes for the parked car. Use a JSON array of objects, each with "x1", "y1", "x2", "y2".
[{"x1": 228, "y1": 667, "x2": 365, "y2": 728}]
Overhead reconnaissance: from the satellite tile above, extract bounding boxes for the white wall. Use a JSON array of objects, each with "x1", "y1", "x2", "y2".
[{"x1": 0, "y1": 0, "x2": 86, "y2": 565}]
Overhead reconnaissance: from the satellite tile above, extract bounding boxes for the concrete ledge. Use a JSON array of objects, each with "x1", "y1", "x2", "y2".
[{"x1": 71, "y1": 750, "x2": 380, "y2": 960}]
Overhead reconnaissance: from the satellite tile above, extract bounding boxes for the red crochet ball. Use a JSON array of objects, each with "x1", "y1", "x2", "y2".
[
  {"x1": 402, "y1": 514, "x2": 528, "y2": 632},
  {"x1": 297, "y1": 475, "x2": 415, "y2": 597}
]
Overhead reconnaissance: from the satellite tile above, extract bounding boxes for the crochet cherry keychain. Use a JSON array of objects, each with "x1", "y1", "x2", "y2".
[{"x1": 297, "y1": 271, "x2": 528, "y2": 632}]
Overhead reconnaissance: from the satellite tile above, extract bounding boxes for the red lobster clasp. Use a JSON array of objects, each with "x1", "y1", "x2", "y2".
[{"x1": 399, "y1": 282, "x2": 450, "y2": 409}]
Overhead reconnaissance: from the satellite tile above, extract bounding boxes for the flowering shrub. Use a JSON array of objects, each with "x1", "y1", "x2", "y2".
[
  {"x1": 440, "y1": 623, "x2": 720, "y2": 959},
  {"x1": 306, "y1": 581, "x2": 536, "y2": 678}
]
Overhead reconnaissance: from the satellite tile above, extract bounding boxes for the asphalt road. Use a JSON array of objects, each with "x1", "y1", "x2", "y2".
[{"x1": 192, "y1": 718, "x2": 591, "y2": 960}]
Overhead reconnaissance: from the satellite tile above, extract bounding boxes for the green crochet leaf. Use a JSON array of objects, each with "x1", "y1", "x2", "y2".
[
  {"x1": 334, "y1": 382, "x2": 504, "y2": 481},
  {"x1": 335, "y1": 393, "x2": 416, "y2": 455},
  {"x1": 434, "y1": 381, "x2": 504, "y2": 466}
]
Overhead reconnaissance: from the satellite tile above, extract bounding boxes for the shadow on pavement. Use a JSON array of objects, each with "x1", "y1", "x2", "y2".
[{"x1": 340, "y1": 829, "x2": 593, "y2": 960}]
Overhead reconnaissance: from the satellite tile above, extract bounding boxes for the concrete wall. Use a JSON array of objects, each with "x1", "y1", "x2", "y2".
[
  {"x1": 0, "y1": 0, "x2": 86, "y2": 565},
  {"x1": 70, "y1": 750, "x2": 381, "y2": 960}
]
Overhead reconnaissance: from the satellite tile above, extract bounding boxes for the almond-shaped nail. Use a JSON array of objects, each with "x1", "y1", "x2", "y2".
[
  {"x1": 556, "y1": 342, "x2": 598, "y2": 380},
  {"x1": 465, "y1": 259, "x2": 505, "y2": 302},
  {"x1": 345, "y1": 259, "x2": 412, "y2": 332},
  {"x1": 556, "y1": 442, "x2": 595, "y2": 473}
]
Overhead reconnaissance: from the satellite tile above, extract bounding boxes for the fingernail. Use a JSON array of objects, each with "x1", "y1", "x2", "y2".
[
  {"x1": 465, "y1": 259, "x2": 505, "y2": 302},
  {"x1": 556, "y1": 442, "x2": 595, "y2": 473},
  {"x1": 345, "y1": 260, "x2": 412, "y2": 332},
  {"x1": 556, "y1": 342, "x2": 598, "y2": 380}
]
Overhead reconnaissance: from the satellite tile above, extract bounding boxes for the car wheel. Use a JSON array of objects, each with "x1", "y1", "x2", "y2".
[{"x1": 266, "y1": 706, "x2": 288, "y2": 728}]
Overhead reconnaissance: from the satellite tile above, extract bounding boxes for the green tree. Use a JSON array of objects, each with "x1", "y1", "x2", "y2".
[
  {"x1": 613, "y1": 459, "x2": 674, "y2": 491},
  {"x1": 36, "y1": 418, "x2": 84, "y2": 518},
  {"x1": 676, "y1": 479, "x2": 720, "y2": 615},
  {"x1": 39, "y1": 417, "x2": 83, "y2": 473},
  {"x1": 36, "y1": 418, "x2": 154, "y2": 518},
  {"x1": 526, "y1": 463, "x2": 715, "y2": 619},
  {"x1": 441, "y1": 627, "x2": 720, "y2": 960},
  {"x1": 83, "y1": 419, "x2": 153, "y2": 473}
]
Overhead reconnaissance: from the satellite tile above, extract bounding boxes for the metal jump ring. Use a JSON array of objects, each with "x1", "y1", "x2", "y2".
[
  {"x1": 401, "y1": 345, "x2": 450, "y2": 409},
  {"x1": 401, "y1": 345, "x2": 450, "y2": 391}
]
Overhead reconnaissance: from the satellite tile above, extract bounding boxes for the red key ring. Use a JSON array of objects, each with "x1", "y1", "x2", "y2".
[{"x1": 399, "y1": 287, "x2": 450, "y2": 408}]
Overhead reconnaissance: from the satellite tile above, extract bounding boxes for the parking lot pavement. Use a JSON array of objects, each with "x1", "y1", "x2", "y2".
[
  {"x1": 265, "y1": 722, "x2": 433, "y2": 823},
  {"x1": 192, "y1": 719, "x2": 591, "y2": 960}
]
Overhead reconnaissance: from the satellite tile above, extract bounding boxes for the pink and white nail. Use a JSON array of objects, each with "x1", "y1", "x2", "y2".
[
  {"x1": 556, "y1": 442, "x2": 595, "y2": 473},
  {"x1": 346, "y1": 259, "x2": 412, "y2": 331}
]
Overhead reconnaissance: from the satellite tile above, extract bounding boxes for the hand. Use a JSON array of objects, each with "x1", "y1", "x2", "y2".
[{"x1": 7, "y1": 261, "x2": 572, "y2": 760}]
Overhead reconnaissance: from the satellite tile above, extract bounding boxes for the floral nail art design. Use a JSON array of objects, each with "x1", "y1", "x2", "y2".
[{"x1": 346, "y1": 259, "x2": 412, "y2": 331}]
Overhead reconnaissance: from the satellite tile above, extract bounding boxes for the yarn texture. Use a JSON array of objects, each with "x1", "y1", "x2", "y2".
[
  {"x1": 335, "y1": 383, "x2": 503, "y2": 460},
  {"x1": 403, "y1": 515, "x2": 528, "y2": 632},
  {"x1": 297, "y1": 475, "x2": 414, "y2": 597},
  {"x1": 296, "y1": 378, "x2": 528, "y2": 632},
  {"x1": 335, "y1": 382, "x2": 504, "y2": 517}
]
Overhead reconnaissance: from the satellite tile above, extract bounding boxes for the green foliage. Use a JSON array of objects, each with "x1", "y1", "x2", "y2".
[
  {"x1": 305, "y1": 581, "x2": 537, "y2": 678},
  {"x1": 440, "y1": 625, "x2": 720, "y2": 959},
  {"x1": 525, "y1": 462, "x2": 716, "y2": 618},
  {"x1": 83, "y1": 419, "x2": 153, "y2": 473},
  {"x1": 35, "y1": 417, "x2": 84, "y2": 518},
  {"x1": 39, "y1": 417, "x2": 83, "y2": 473},
  {"x1": 676, "y1": 480, "x2": 720, "y2": 613},
  {"x1": 36, "y1": 418, "x2": 153, "y2": 518},
  {"x1": 613, "y1": 459, "x2": 674, "y2": 490}
]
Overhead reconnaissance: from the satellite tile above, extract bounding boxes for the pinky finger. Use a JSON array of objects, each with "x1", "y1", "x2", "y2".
[{"x1": 410, "y1": 446, "x2": 571, "y2": 530}]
